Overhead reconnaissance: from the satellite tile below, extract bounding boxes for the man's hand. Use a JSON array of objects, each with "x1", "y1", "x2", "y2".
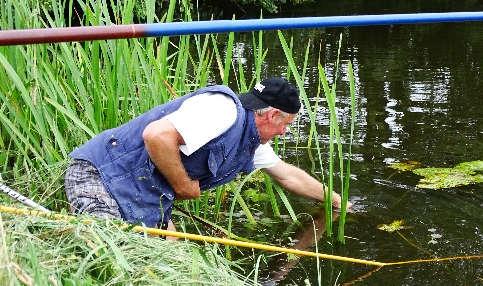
[
  {"x1": 331, "y1": 192, "x2": 353, "y2": 210},
  {"x1": 332, "y1": 192, "x2": 342, "y2": 208},
  {"x1": 173, "y1": 178, "x2": 200, "y2": 200}
]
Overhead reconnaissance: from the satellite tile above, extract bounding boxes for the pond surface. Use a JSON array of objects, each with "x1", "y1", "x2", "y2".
[{"x1": 215, "y1": 1, "x2": 483, "y2": 285}]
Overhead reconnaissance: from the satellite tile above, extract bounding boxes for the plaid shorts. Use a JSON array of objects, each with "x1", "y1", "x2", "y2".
[{"x1": 64, "y1": 159, "x2": 122, "y2": 220}]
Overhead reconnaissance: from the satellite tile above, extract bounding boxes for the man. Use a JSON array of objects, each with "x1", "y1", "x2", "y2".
[{"x1": 65, "y1": 77, "x2": 343, "y2": 230}]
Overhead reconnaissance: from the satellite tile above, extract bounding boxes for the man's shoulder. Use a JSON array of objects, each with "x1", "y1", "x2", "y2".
[
  {"x1": 193, "y1": 84, "x2": 237, "y2": 98},
  {"x1": 190, "y1": 92, "x2": 237, "y2": 110}
]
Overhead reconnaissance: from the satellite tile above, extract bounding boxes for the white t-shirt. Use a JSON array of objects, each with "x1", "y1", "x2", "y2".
[{"x1": 164, "y1": 92, "x2": 280, "y2": 169}]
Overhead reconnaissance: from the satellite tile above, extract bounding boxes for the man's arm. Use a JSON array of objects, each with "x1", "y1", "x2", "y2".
[
  {"x1": 263, "y1": 160, "x2": 342, "y2": 208},
  {"x1": 142, "y1": 118, "x2": 200, "y2": 200}
]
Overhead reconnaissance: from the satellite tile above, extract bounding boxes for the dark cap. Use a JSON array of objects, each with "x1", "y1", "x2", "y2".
[{"x1": 239, "y1": 77, "x2": 301, "y2": 114}]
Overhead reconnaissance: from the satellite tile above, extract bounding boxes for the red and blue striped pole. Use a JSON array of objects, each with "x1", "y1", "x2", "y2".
[{"x1": 1, "y1": 12, "x2": 483, "y2": 46}]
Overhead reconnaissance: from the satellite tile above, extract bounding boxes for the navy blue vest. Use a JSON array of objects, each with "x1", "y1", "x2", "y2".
[{"x1": 70, "y1": 85, "x2": 260, "y2": 227}]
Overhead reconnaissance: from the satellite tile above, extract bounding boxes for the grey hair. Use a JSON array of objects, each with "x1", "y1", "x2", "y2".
[{"x1": 254, "y1": 107, "x2": 291, "y2": 118}]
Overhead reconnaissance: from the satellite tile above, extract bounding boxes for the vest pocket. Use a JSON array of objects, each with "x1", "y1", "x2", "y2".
[
  {"x1": 136, "y1": 159, "x2": 173, "y2": 196},
  {"x1": 129, "y1": 159, "x2": 175, "y2": 225},
  {"x1": 105, "y1": 134, "x2": 126, "y2": 161},
  {"x1": 208, "y1": 146, "x2": 224, "y2": 177}
]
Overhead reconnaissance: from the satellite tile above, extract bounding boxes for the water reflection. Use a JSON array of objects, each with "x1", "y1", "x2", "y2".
[
  {"x1": 382, "y1": 80, "x2": 404, "y2": 149},
  {"x1": 242, "y1": 21, "x2": 482, "y2": 285},
  {"x1": 263, "y1": 213, "x2": 338, "y2": 285},
  {"x1": 233, "y1": 42, "x2": 248, "y2": 65},
  {"x1": 213, "y1": 3, "x2": 483, "y2": 284}
]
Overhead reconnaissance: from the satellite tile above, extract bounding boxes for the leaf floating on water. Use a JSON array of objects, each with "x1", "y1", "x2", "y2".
[
  {"x1": 377, "y1": 220, "x2": 411, "y2": 233},
  {"x1": 413, "y1": 167, "x2": 454, "y2": 177},
  {"x1": 454, "y1": 160, "x2": 483, "y2": 172},
  {"x1": 412, "y1": 160, "x2": 483, "y2": 189},
  {"x1": 416, "y1": 171, "x2": 476, "y2": 189},
  {"x1": 389, "y1": 161, "x2": 422, "y2": 172}
]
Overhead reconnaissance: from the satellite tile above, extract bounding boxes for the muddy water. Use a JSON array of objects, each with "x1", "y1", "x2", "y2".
[{"x1": 224, "y1": 2, "x2": 483, "y2": 285}]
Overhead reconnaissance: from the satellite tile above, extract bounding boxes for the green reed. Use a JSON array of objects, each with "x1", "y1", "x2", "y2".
[
  {"x1": 1, "y1": 0, "x2": 194, "y2": 191},
  {"x1": 318, "y1": 35, "x2": 356, "y2": 243},
  {"x1": 278, "y1": 31, "x2": 328, "y2": 227},
  {"x1": 4, "y1": 0, "x2": 281, "y2": 229},
  {"x1": 278, "y1": 31, "x2": 356, "y2": 242}
]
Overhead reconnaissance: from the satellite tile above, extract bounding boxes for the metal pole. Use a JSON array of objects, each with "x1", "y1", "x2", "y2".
[
  {"x1": 0, "y1": 181, "x2": 50, "y2": 212},
  {"x1": 1, "y1": 12, "x2": 483, "y2": 46}
]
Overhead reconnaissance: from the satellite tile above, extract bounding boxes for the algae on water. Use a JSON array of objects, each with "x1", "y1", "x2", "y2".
[
  {"x1": 377, "y1": 220, "x2": 411, "y2": 233},
  {"x1": 388, "y1": 161, "x2": 422, "y2": 172},
  {"x1": 454, "y1": 161, "x2": 483, "y2": 172},
  {"x1": 413, "y1": 160, "x2": 483, "y2": 189},
  {"x1": 390, "y1": 160, "x2": 483, "y2": 190}
]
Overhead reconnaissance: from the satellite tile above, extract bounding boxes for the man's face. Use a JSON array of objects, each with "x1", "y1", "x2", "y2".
[{"x1": 255, "y1": 109, "x2": 296, "y2": 144}]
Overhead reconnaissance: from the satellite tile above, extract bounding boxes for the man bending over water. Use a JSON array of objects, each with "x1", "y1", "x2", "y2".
[{"x1": 65, "y1": 77, "x2": 344, "y2": 230}]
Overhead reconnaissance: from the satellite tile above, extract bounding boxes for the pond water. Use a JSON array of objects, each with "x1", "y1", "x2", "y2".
[{"x1": 211, "y1": 2, "x2": 483, "y2": 285}]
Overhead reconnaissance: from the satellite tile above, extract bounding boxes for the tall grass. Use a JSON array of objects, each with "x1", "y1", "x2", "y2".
[
  {"x1": 0, "y1": 212, "x2": 252, "y2": 285},
  {"x1": 0, "y1": 0, "x2": 196, "y2": 205}
]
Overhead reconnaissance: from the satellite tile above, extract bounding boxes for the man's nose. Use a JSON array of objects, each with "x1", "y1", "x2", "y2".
[{"x1": 280, "y1": 126, "x2": 289, "y2": 135}]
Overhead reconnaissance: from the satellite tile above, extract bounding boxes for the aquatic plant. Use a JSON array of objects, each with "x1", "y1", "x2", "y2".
[
  {"x1": 377, "y1": 220, "x2": 411, "y2": 233},
  {"x1": 389, "y1": 160, "x2": 423, "y2": 172},
  {"x1": 0, "y1": 0, "x2": 303, "y2": 258},
  {"x1": 390, "y1": 160, "x2": 483, "y2": 189},
  {"x1": 278, "y1": 31, "x2": 356, "y2": 242},
  {"x1": 413, "y1": 160, "x2": 483, "y2": 189},
  {"x1": 1, "y1": 0, "x2": 354, "y2": 229}
]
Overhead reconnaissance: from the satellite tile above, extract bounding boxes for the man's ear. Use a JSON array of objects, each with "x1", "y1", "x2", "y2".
[
  {"x1": 257, "y1": 109, "x2": 271, "y2": 121},
  {"x1": 269, "y1": 109, "x2": 282, "y2": 121}
]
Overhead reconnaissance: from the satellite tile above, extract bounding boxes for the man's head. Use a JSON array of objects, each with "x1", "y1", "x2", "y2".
[{"x1": 240, "y1": 77, "x2": 300, "y2": 144}]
